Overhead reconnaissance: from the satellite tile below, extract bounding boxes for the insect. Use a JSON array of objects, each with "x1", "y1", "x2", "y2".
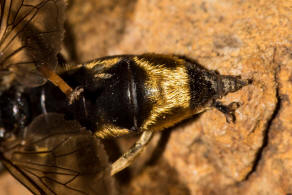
[{"x1": 0, "y1": 0, "x2": 252, "y2": 194}]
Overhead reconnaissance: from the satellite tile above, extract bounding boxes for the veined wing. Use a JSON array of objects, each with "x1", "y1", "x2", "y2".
[
  {"x1": 0, "y1": 113, "x2": 116, "y2": 195},
  {"x1": 0, "y1": 0, "x2": 65, "y2": 90}
]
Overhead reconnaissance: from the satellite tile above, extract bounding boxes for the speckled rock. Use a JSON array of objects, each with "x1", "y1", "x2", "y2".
[{"x1": 1, "y1": 0, "x2": 291, "y2": 194}]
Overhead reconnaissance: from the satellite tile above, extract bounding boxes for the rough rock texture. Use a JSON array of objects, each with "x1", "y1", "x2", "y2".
[
  {"x1": 0, "y1": 172, "x2": 30, "y2": 195},
  {"x1": 1, "y1": 0, "x2": 291, "y2": 194}
]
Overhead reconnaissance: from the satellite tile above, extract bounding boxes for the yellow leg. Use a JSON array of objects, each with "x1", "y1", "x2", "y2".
[{"x1": 110, "y1": 131, "x2": 153, "y2": 176}]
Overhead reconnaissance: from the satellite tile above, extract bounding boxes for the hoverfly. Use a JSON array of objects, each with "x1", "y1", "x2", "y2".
[{"x1": 0, "y1": 0, "x2": 251, "y2": 194}]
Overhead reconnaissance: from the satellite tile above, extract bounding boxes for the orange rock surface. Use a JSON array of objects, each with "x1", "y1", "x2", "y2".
[{"x1": 0, "y1": 0, "x2": 291, "y2": 194}]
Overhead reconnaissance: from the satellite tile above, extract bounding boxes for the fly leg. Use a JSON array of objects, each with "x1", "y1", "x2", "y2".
[
  {"x1": 111, "y1": 130, "x2": 153, "y2": 176},
  {"x1": 212, "y1": 101, "x2": 241, "y2": 123},
  {"x1": 68, "y1": 86, "x2": 84, "y2": 104}
]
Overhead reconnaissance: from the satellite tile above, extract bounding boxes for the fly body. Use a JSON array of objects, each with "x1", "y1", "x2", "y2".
[{"x1": 59, "y1": 54, "x2": 250, "y2": 139}]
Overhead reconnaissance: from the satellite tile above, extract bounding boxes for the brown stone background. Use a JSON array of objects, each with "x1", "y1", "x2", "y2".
[{"x1": 0, "y1": 0, "x2": 291, "y2": 194}]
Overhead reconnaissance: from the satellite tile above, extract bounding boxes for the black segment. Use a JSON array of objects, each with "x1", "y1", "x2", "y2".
[
  {"x1": 72, "y1": 57, "x2": 155, "y2": 132},
  {"x1": 59, "y1": 59, "x2": 139, "y2": 132},
  {"x1": 73, "y1": 59, "x2": 137, "y2": 131},
  {"x1": 82, "y1": 57, "x2": 153, "y2": 132},
  {"x1": 186, "y1": 62, "x2": 218, "y2": 109},
  {"x1": 131, "y1": 62, "x2": 152, "y2": 128},
  {"x1": 93, "y1": 58, "x2": 135, "y2": 130}
]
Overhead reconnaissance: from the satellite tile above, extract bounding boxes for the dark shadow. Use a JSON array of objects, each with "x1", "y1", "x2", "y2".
[
  {"x1": 145, "y1": 113, "x2": 202, "y2": 166},
  {"x1": 120, "y1": 159, "x2": 191, "y2": 195}
]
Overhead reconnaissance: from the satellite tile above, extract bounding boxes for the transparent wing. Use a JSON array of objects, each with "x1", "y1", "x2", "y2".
[
  {"x1": 0, "y1": 0, "x2": 65, "y2": 89},
  {"x1": 0, "y1": 113, "x2": 116, "y2": 195}
]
